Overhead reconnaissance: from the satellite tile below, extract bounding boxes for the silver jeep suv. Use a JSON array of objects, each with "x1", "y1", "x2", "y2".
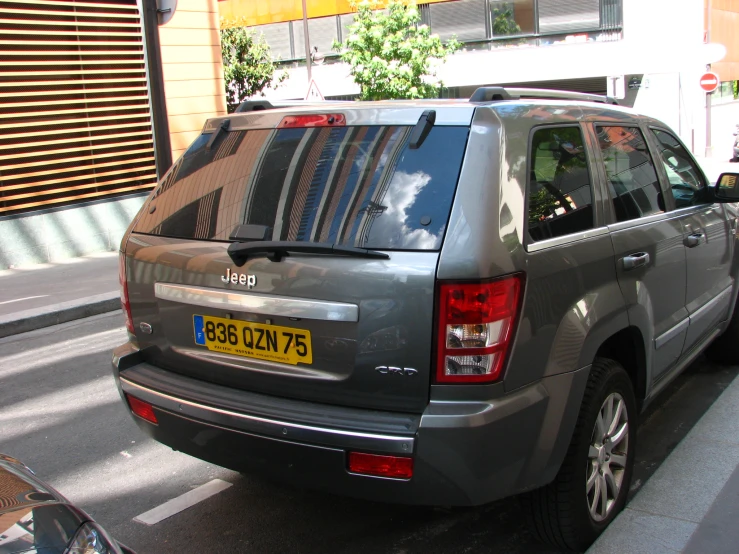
[{"x1": 112, "y1": 87, "x2": 739, "y2": 550}]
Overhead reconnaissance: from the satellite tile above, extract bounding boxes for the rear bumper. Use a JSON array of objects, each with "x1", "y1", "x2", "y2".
[{"x1": 112, "y1": 343, "x2": 589, "y2": 506}]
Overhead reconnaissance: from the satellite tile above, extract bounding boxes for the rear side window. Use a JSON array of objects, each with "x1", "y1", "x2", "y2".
[
  {"x1": 595, "y1": 126, "x2": 664, "y2": 222},
  {"x1": 650, "y1": 129, "x2": 707, "y2": 208},
  {"x1": 134, "y1": 124, "x2": 469, "y2": 251},
  {"x1": 528, "y1": 126, "x2": 594, "y2": 243}
]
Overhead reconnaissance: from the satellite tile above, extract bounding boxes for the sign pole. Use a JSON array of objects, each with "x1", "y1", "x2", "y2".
[
  {"x1": 705, "y1": 0, "x2": 713, "y2": 158},
  {"x1": 706, "y1": 86, "x2": 712, "y2": 158},
  {"x1": 301, "y1": 0, "x2": 312, "y2": 83},
  {"x1": 699, "y1": 74, "x2": 719, "y2": 157}
]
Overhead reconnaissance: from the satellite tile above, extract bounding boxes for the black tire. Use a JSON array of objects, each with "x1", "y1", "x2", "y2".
[
  {"x1": 523, "y1": 358, "x2": 637, "y2": 552},
  {"x1": 705, "y1": 305, "x2": 739, "y2": 363}
]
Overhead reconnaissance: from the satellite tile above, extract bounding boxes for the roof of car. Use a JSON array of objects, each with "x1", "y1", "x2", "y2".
[{"x1": 206, "y1": 88, "x2": 652, "y2": 132}]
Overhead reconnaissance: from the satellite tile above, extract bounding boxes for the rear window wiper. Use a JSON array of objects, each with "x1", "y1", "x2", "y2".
[{"x1": 227, "y1": 241, "x2": 390, "y2": 265}]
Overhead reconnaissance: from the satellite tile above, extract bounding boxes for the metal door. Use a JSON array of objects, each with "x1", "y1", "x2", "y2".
[{"x1": 590, "y1": 123, "x2": 689, "y2": 381}]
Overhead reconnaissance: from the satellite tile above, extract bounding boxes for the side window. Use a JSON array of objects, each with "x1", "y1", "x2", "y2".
[
  {"x1": 651, "y1": 129, "x2": 707, "y2": 208},
  {"x1": 528, "y1": 126, "x2": 594, "y2": 243},
  {"x1": 595, "y1": 126, "x2": 664, "y2": 222}
]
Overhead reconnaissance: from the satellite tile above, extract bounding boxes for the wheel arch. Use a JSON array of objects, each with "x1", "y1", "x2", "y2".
[{"x1": 593, "y1": 326, "x2": 648, "y2": 410}]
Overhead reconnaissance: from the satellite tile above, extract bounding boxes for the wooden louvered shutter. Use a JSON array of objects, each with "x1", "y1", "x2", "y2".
[{"x1": 0, "y1": 0, "x2": 158, "y2": 216}]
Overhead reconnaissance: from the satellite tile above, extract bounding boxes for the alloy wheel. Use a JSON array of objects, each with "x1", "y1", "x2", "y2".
[{"x1": 585, "y1": 391, "x2": 629, "y2": 522}]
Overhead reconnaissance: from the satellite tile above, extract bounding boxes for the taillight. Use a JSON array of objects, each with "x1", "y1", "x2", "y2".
[
  {"x1": 347, "y1": 452, "x2": 413, "y2": 479},
  {"x1": 119, "y1": 252, "x2": 134, "y2": 334},
  {"x1": 125, "y1": 394, "x2": 158, "y2": 424},
  {"x1": 277, "y1": 113, "x2": 346, "y2": 128},
  {"x1": 435, "y1": 274, "x2": 523, "y2": 383}
]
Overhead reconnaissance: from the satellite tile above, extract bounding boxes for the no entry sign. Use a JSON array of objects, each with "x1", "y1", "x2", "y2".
[{"x1": 700, "y1": 72, "x2": 720, "y2": 93}]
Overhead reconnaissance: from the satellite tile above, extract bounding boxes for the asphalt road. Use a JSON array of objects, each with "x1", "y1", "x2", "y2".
[{"x1": 1, "y1": 312, "x2": 737, "y2": 554}]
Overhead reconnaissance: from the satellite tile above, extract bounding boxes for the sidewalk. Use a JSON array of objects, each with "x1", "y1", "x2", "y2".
[
  {"x1": 588, "y1": 372, "x2": 739, "y2": 554},
  {"x1": 0, "y1": 252, "x2": 120, "y2": 338}
]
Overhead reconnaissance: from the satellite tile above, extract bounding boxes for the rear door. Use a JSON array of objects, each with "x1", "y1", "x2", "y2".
[
  {"x1": 591, "y1": 123, "x2": 689, "y2": 381},
  {"x1": 648, "y1": 128, "x2": 733, "y2": 351},
  {"x1": 124, "y1": 110, "x2": 472, "y2": 413}
]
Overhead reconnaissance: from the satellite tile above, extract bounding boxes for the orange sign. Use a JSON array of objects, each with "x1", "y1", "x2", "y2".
[{"x1": 218, "y1": 0, "x2": 451, "y2": 26}]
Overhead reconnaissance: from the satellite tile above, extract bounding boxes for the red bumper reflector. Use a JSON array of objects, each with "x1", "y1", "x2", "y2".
[
  {"x1": 126, "y1": 394, "x2": 158, "y2": 425},
  {"x1": 348, "y1": 452, "x2": 413, "y2": 479}
]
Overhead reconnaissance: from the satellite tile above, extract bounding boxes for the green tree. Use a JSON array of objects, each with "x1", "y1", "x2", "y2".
[
  {"x1": 491, "y1": 3, "x2": 521, "y2": 36},
  {"x1": 220, "y1": 18, "x2": 286, "y2": 109},
  {"x1": 333, "y1": 0, "x2": 460, "y2": 100}
]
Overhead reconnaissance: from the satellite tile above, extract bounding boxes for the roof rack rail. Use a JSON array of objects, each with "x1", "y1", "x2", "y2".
[
  {"x1": 234, "y1": 100, "x2": 275, "y2": 112},
  {"x1": 234, "y1": 99, "x2": 354, "y2": 113},
  {"x1": 469, "y1": 86, "x2": 619, "y2": 105}
]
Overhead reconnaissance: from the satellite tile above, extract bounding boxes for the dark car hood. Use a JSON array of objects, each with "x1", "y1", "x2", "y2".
[{"x1": 0, "y1": 454, "x2": 85, "y2": 554}]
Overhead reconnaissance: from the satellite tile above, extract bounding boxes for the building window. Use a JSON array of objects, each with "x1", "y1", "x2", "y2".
[
  {"x1": 254, "y1": 22, "x2": 292, "y2": 60},
  {"x1": 538, "y1": 0, "x2": 600, "y2": 34},
  {"x1": 293, "y1": 16, "x2": 338, "y2": 59},
  {"x1": 429, "y1": 0, "x2": 488, "y2": 42},
  {"x1": 490, "y1": 0, "x2": 535, "y2": 36}
]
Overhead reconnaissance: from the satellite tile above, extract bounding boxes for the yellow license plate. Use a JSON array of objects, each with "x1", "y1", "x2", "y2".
[{"x1": 193, "y1": 315, "x2": 312, "y2": 365}]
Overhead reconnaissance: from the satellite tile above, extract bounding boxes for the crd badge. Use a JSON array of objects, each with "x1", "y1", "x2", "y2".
[
  {"x1": 222, "y1": 268, "x2": 256, "y2": 289},
  {"x1": 375, "y1": 366, "x2": 418, "y2": 376}
]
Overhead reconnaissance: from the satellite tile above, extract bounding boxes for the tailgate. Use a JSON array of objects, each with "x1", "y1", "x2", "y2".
[
  {"x1": 126, "y1": 237, "x2": 438, "y2": 412},
  {"x1": 124, "y1": 109, "x2": 470, "y2": 413}
]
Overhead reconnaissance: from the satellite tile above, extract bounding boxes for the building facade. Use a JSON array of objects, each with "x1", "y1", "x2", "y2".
[
  {"x1": 0, "y1": 0, "x2": 225, "y2": 270},
  {"x1": 236, "y1": 0, "x2": 739, "y2": 162}
]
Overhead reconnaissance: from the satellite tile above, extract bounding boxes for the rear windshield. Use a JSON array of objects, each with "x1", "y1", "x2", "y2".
[{"x1": 133, "y1": 124, "x2": 469, "y2": 251}]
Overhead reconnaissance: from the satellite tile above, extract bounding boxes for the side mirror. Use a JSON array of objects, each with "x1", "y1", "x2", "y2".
[{"x1": 713, "y1": 173, "x2": 739, "y2": 202}]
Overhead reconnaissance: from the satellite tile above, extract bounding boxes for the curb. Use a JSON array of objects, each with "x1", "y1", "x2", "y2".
[
  {"x1": 0, "y1": 292, "x2": 120, "y2": 338},
  {"x1": 587, "y1": 374, "x2": 739, "y2": 553}
]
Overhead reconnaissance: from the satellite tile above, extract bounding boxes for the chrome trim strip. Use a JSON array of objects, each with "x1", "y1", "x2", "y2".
[
  {"x1": 654, "y1": 318, "x2": 689, "y2": 350},
  {"x1": 608, "y1": 211, "x2": 672, "y2": 232},
  {"x1": 119, "y1": 378, "x2": 414, "y2": 454},
  {"x1": 154, "y1": 283, "x2": 359, "y2": 322},
  {"x1": 691, "y1": 285, "x2": 733, "y2": 323},
  {"x1": 606, "y1": 205, "x2": 717, "y2": 233},
  {"x1": 666, "y1": 203, "x2": 721, "y2": 217},
  {"x1": 527, "y1": 227, "x2": 609, "y2": 253}
]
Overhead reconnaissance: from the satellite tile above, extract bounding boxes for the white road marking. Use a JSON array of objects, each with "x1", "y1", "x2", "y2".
[
  {"x1": 0, "y1": 295, "x2": 48, "y2": 305},
  {"x1": 133, "y1": 479, "x2": 233, "y2": 525}
]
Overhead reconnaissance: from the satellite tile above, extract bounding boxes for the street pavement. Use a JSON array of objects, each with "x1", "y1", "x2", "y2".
[
  {"x1": 1, "y1": 312, "x2": 738, "y2": 553},
  {"x1": 1, "y1": 157, "x2": 739, "y2": 552},
  {"x1": 0, "y1": 252, "x2": 119, "y2": 337}
]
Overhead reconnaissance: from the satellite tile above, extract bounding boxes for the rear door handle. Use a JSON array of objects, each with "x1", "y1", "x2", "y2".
[
  {"x1": 622, "y1": 252, "x2": 650, "y2": 270},
  {"x1": 684, "y1": 232, "x2": 705, "y2": 248}
]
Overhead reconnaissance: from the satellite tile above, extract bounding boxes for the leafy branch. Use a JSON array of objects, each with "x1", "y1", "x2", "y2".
[{"x1": 333, "y1": 0, "x2": 460, "y2": 100}]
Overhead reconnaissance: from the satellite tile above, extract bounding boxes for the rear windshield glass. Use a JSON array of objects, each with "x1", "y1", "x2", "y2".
[{"x1": 133, "y1": 124, "x2": 469, "y2": 251}]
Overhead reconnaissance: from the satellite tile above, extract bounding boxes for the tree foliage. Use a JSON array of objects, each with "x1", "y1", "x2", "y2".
[
  {"x1": 492, "y1": 3, "x2": 521, "y2": 36},
  {"x1": 220, "y1": 17, "x2": 286, "y2": 107},
  {"x1": 333, "y1": 1, "x2": 460, "y2": 100}
]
